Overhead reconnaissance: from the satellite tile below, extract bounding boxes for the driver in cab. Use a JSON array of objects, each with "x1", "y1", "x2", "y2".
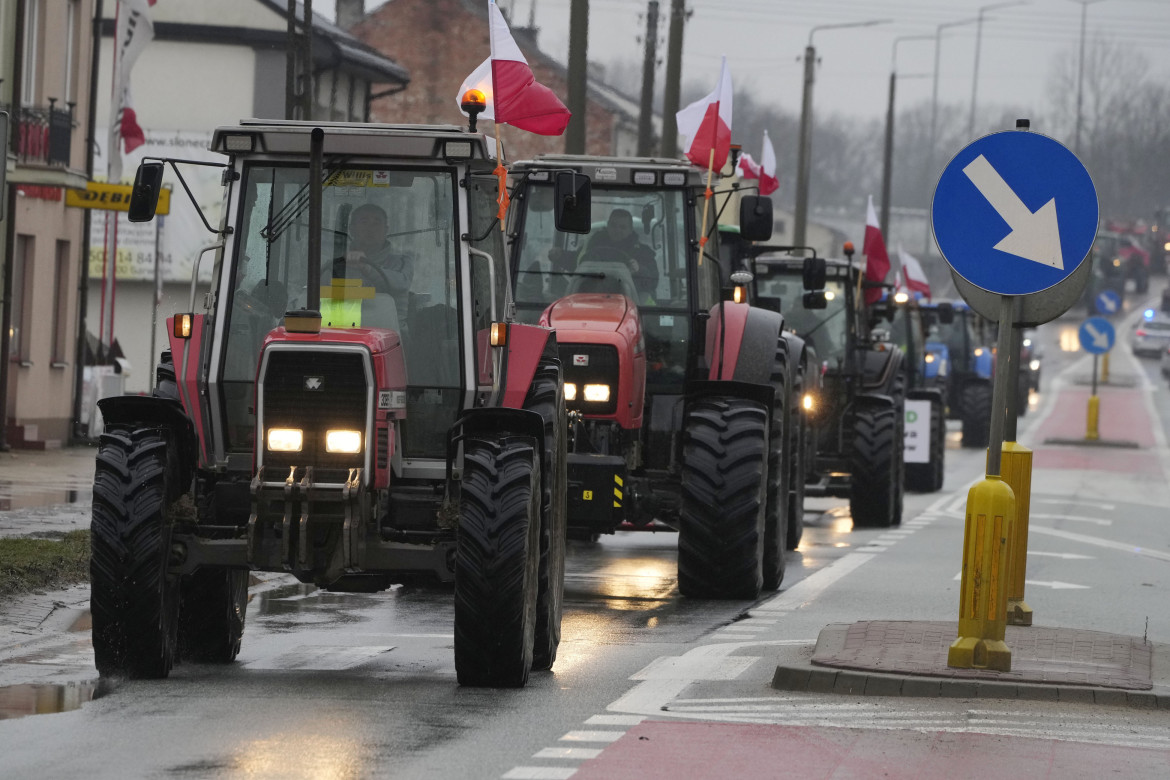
[
  {"x1": 331, "y1": 203, "x2": 414, "y2": 320},
  {"x1": 550, "y1": 208, "x2": 659, "y2": 303}
]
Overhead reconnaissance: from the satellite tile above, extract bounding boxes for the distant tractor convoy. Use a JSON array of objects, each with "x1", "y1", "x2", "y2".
[{"x1": 93, "y1": 115, "x2": 938, "y2": 686}]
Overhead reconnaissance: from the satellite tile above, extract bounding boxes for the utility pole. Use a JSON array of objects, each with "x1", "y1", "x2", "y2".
[
  {"x1": 302, "y1": 0, "x2": 314, "y2": 120},
  {"x1": 882, "y1": 35, "x2": 932, "y2": 240},
  {"x1": 660, "y1": 0, "x2": 686, "y2": 158},
  {"x1": 565, "y1": 0, "x2": 588, "y2": 153},
  {"x1": 637, "y1": 1, "x2": 660, "y2": 157},
  {"x1": 1071, "y1": 0, "x2": 1106, "y2": 156}
]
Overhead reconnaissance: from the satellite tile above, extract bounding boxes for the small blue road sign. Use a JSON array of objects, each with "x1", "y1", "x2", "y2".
[
  {"x1": 1095, "y1": 288, "x2": 1121, "y2": 316},
  {"x1": 1078, "y1": 317, "x2": 1115, "y2": 354},
  {"x1": 932, "y1": 131, "x2": 1098, "y2": 297}
]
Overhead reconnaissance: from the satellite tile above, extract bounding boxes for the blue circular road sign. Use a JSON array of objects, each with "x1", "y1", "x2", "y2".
[
  {"x1": 932, "y1": 131, "x2": 1098, "y2": 296},
  {"x1": 1078, "y1": 317, "x2": 1115, "y2": 355},
  {"x1": 1095, "y1": 288, "x2": 1121, "y2": 316}
]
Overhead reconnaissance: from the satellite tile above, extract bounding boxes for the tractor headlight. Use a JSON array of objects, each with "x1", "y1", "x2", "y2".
[
  {"x1": 802, "y1": 393, "x2": 815, "y2": 413},
  {"x1": 1029, "y1": 359, "x2": 1041, "y2": 371},
  {"x1": 564, "y1": 382, "x2": 578, "y2": 401},
  {"x1": 325, "y1": 429, "x2": 362, "y2": 454},
  {"x1": 267, "y1": 428, "x2": 303, "y2": 452},
  {"x1": 583, "y1": 384, "x2": 611, "y2": 403}
]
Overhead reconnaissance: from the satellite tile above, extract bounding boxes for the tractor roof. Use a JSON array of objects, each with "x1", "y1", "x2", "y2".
[{"x1": 209, "y1": 120, "x2": 494, "y2": 161}]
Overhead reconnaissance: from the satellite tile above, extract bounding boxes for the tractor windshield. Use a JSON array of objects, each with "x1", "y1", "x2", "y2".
[
  {"x1": 755, "y1": 271, "x2": 849, "y2": 368},
  {"x1": 221, "y1": 163, "x2": 460, "y2": 453},
  {"x1": 513, "y1": 184, "x2": 690, "y2": 318}
]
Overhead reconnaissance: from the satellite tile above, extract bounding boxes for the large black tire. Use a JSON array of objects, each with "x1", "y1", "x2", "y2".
[
  {"x1": 890, "y1": 374, "x2": 906, "y2": 527},
  {"x1": 762, "y1": 343, "x2": 790, "y2": 590},
  {"x1": 785, "y1": 370, "x2": 806, "y2": 551},
  {"x1": 454, "y1": 436, "x2": 541, "y2": 688},
  {"x1": 90, "y1": 428, "x2": 182, "y2": 678},
  {"x1": 849, "y1": 402, "x2": 899, "y2": 528},
  {"x1": 678, "y1": 396, "x2": 768, "y2": 600},
  {"x1": 905, "y1": 396, "x2": 945, "y2": 493},
  {"x1": 523, "y1": 345, "x2": 567, "y2": 672},
  {"x1": 179, "y1": 567, "x2": 249, "y2": 662},
  {"x1": 960, "y1": 381, "x2": 992, "y2": 449}
]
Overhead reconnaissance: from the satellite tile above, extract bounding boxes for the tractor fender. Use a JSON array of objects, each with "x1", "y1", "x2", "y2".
[
  {"x1": 686, "y1": 379, "x2": 774, "y2": 410},
  {"x1": 96, "y1": 395, "x2": 198, "y2": 490},
  {"x1": 705, "y1": 302, "x2": 785, "y2": 385},
  {"x1": 447, "y1": 407, "x2": 547, "y2": 487},
  {"x1": 499, "y1": 324, "x2": 557, "y2": 410},
  {"x1": 860, "y1": 345, "x2": 905, "y2": 395}
]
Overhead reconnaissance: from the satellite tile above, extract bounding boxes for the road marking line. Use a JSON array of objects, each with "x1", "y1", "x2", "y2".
[
  {"x1": 1027, "y1": 550, "x2": 1094, "y2": 560},
  {"x1": 502, "y1": 768, "x2": 578, "y2": 780},
  {"x1": 533, "y1": 747, "x2": 602, "y2": 760},
  {"x1": 755, "y1": 553, "x2": 875, "y2": 612},
  {"x1": 1030, "y1": 525, "x2": 1170, "y2": 562},
  {"x1": 585, "y1": 714, "x2": 644, "y2": 726},
  {"x1": 1030, "y1": 513, "x2": 1112, "y2": 526},
  {"x1": 1031, "y1": 498, "x2": 1115, "y2": 510},
  {"x1": 559, "y1": 731, "x2": 625, "y2": 743}
]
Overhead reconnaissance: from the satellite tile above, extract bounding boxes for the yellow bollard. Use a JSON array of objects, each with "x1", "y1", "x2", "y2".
[
  {"x1": 1001, "y1": 442, "x2": 1034, "y2": 626},
  {"x1": 949, "y1": 476, "x2": 1015, "y2": 671},
  {"x1": 1086, "y1": 395, "x2": 1100, "y2": 441},
  {"x1": 1102, "y1": 352, "x2": 1110, "y2": 384}
]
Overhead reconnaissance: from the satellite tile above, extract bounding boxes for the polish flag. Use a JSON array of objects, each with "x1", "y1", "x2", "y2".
[
  {"x1": 862, "y1": 195, "x2": 891, "y2": 305},
  {"x1": 676, "y1": 56, "x2": 733, "y2": 170},
  {"x1": 738, "y1": 130, "x2": 778, "y2": 195},
  {"x1": 897, "y1": 245, "x2": 931, "y2": 300},
  {"x1": 456, "y1": 0, "x2": 571, "y2": 136},
  {"x1": 108, "y1": 0, "x2": 155, "y2": 182}
]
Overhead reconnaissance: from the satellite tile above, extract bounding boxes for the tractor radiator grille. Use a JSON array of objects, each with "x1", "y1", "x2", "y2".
[
  {"x1": 261, "y1": 349, "x2": 368, "y2": 474},
  {"x1": 559, "y1": 343, "x2": 619, "y2": 414}
]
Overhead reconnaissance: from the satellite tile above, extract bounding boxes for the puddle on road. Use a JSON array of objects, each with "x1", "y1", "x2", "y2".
[
  {"x1": 0, "y1": 680, "x2": 97, "y2": 720},
  {"x1": 0, "y1": 487, "x2": 92, "y2": 512}
]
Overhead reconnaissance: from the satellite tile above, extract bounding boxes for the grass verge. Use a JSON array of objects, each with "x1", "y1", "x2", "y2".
[{"x1": 0, "y1": 531, "x2": 90, "y2": 600}]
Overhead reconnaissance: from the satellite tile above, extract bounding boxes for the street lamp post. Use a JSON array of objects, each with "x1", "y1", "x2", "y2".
[
  {"x1": 793, "y1": 19, "x2": 889, "y2": 249},
  {"x1": 881, "y1": 35, "x2": 933, "y2": 240},
  {"x1": 925, "y1": 16, "x2": 979, "y2": 253},
  {"x1": 968, "y1": 2, "x2": 1030, "y2": 138},
  {"x1": 1070, "y1": 0, "x2": 1107, "y2": 156}
]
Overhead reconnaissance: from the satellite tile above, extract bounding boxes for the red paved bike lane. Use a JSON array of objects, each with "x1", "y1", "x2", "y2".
[{"x1": 571, "y1": 720, "x2": 1170, "y2": 779}]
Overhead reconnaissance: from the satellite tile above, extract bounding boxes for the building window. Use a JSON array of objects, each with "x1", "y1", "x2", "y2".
[
  {"x1": 10, "y1": 235, "x2": 35, "y2": 364},
  {"x1": 52, "y1": 240, "x2": 72, "y2": 365},
  {"x1": 22, "y1": 0, "x2": 41, "y2": 105}
]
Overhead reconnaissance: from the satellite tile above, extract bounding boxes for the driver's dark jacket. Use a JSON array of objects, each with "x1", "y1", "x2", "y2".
[{"x1": 556, "y1": 231, "x2": 659, "y2": 299}]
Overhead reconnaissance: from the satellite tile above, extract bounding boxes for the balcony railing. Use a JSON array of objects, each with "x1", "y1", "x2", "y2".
[{"x1": 1, "y1": 100, "x2": 75, "y2": 168}]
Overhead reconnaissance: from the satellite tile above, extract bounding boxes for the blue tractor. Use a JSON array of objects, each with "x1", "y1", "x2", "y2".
[{"x1": 921, "y1": 300, "x2": 994, "y2": 448}]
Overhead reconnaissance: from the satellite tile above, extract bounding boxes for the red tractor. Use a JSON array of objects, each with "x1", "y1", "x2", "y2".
[
  {"x1": 93, "y1": 120, "x2": 580, "y2": 688},
  {"x1": 507, "y1": 156, "x2": 805, "y2": 599}
]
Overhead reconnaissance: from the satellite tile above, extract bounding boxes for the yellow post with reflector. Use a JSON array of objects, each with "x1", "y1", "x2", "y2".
[
  {"x1": 1001, "y1": 441, "x2": 1034, "y2": 626},
  {"x1": 949, "y1": 294, "x2": 1017, "y2": 672}
]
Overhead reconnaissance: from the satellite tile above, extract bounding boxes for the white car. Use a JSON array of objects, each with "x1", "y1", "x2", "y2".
[{"x1": 1130, "y1": 311, "x2": 1170, "y2": 357}]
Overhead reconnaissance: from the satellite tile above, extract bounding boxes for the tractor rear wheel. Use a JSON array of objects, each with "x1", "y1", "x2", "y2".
[
  {"x1": 678, "y1": 396, "x2": 768, "y2": 600},
  {"x1": 785, "y1": 363, "x2": 807, "y2": 551},
  {"x1": 524, "y1": 345, "x2": 567, "y2": 672},
  {"x1": 179, "y1": 566, "x2": 249, "y2": 663},
  {"x1": 960, "y1": 381, "x2": 992, "y2": 448},
  {"x1": 763, "y1": 343, "x2": 790, "y2": 590},
  {"x1": 90, "y1": 428, "x2": 182, "y2": 678},
  {"x1": 849, "y1": 403, "x2": 899, "y2": 528},
  {"x1": 454, "y1": 435, "x2": 541, "y2": 688}
]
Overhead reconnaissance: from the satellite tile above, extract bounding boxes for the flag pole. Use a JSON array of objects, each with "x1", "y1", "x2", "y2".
[
  {"x1": 493, "y1": 122, "x2": 510, "y2": 233},
  {"x1": 697, "y1": 148, "x2": 716, "y2": 265}
]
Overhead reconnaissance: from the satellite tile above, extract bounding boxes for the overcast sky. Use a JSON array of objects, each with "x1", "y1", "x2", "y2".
[{"x1": 322, "y1": 0, "x2": 1170, "y2": 125}]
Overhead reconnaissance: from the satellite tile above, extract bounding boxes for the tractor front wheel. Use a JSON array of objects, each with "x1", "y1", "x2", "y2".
[
  {"x1": 90, "y1": 428, "x2": 182, "y2": 678},
  {"x1": 454, "y1": 435, "x2": 541, "y2": 688},
  {"x1": 678, "y1": 396, "x2": 768, "y2": 600},
  {"x1": 849, "y1": 403, "x2": 899, "y2": 528}
]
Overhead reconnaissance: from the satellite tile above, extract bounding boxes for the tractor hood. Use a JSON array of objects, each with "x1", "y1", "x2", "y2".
[{"x1": 540, "y1": 293, "x2": 638, "y2": 334}]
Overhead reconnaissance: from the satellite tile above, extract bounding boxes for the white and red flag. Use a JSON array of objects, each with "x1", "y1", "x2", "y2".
[
  {"x1": 897, "y1": 245, "x2": 931, "y2": 300},
  {"x1": 108, "y1": 0, "x2": 155, "y2": 182},
  {"x1": 862, "y1": 195, "x2": 891, "y2": 305},
  {"x1": 737, "y1": 130, "x2": 778, "y2": 195},
  {"x1": 456, "y1": 0, "x2": 571, "y2": 136},
  {"x1": 676, "y1": 56, "x2": 733, "y2": 170}
]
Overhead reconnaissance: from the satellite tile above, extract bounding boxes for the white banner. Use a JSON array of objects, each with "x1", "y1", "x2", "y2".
[
  {"x1": 89, "y1": 129, "x2": 222, "y2": 285},
  {"x1": 903, "y1": 399, "x2": 932, "y2": 464}
]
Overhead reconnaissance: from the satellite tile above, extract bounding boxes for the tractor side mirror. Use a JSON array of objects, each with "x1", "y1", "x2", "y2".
[
  {"x1": 738, "y1": 195, "x2": 773, "y2": 242},
  {"x1": 553, "y1": 170, "x2": 591, "y2": 234},
  {"x1": 641, "y1": 203, "x2": 655, "y2": 234},
  {"x1": 803, "y1": 291, "x2": 827, "y2": 309},
  {"x1": 128, "y1": 162, "x2": 166, "y2": 223},
  {"x1": 802, "y1": 256, "x2": 826, "y2": 290},
  {"x1": 936, "y1": 301, "x2": 955, "y2": 325}
]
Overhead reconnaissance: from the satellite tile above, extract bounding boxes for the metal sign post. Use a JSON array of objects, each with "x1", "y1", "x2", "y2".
[{"x1": 932, "y1": 122, "x2": 1098, "y2": 671}]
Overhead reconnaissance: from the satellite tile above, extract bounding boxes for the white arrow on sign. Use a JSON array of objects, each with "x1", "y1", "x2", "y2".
[
  {"x1": 1098, "y1": 294, "x2": 1118, "y2": 313},
  {"x1": 1083, "y1": 321, "x2": 1111, "y2": 350},
  {"x1": 1026, "y1": 579, "x2": 1090, "y2": 590},
  {"x1": 963, "y1": 154, "x2": 1064, "y2": 270}
]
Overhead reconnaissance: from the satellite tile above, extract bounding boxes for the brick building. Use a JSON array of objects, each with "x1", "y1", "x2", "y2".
[{"x1": 345, "y1": 0, "x2": 644, "y2": 161}]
